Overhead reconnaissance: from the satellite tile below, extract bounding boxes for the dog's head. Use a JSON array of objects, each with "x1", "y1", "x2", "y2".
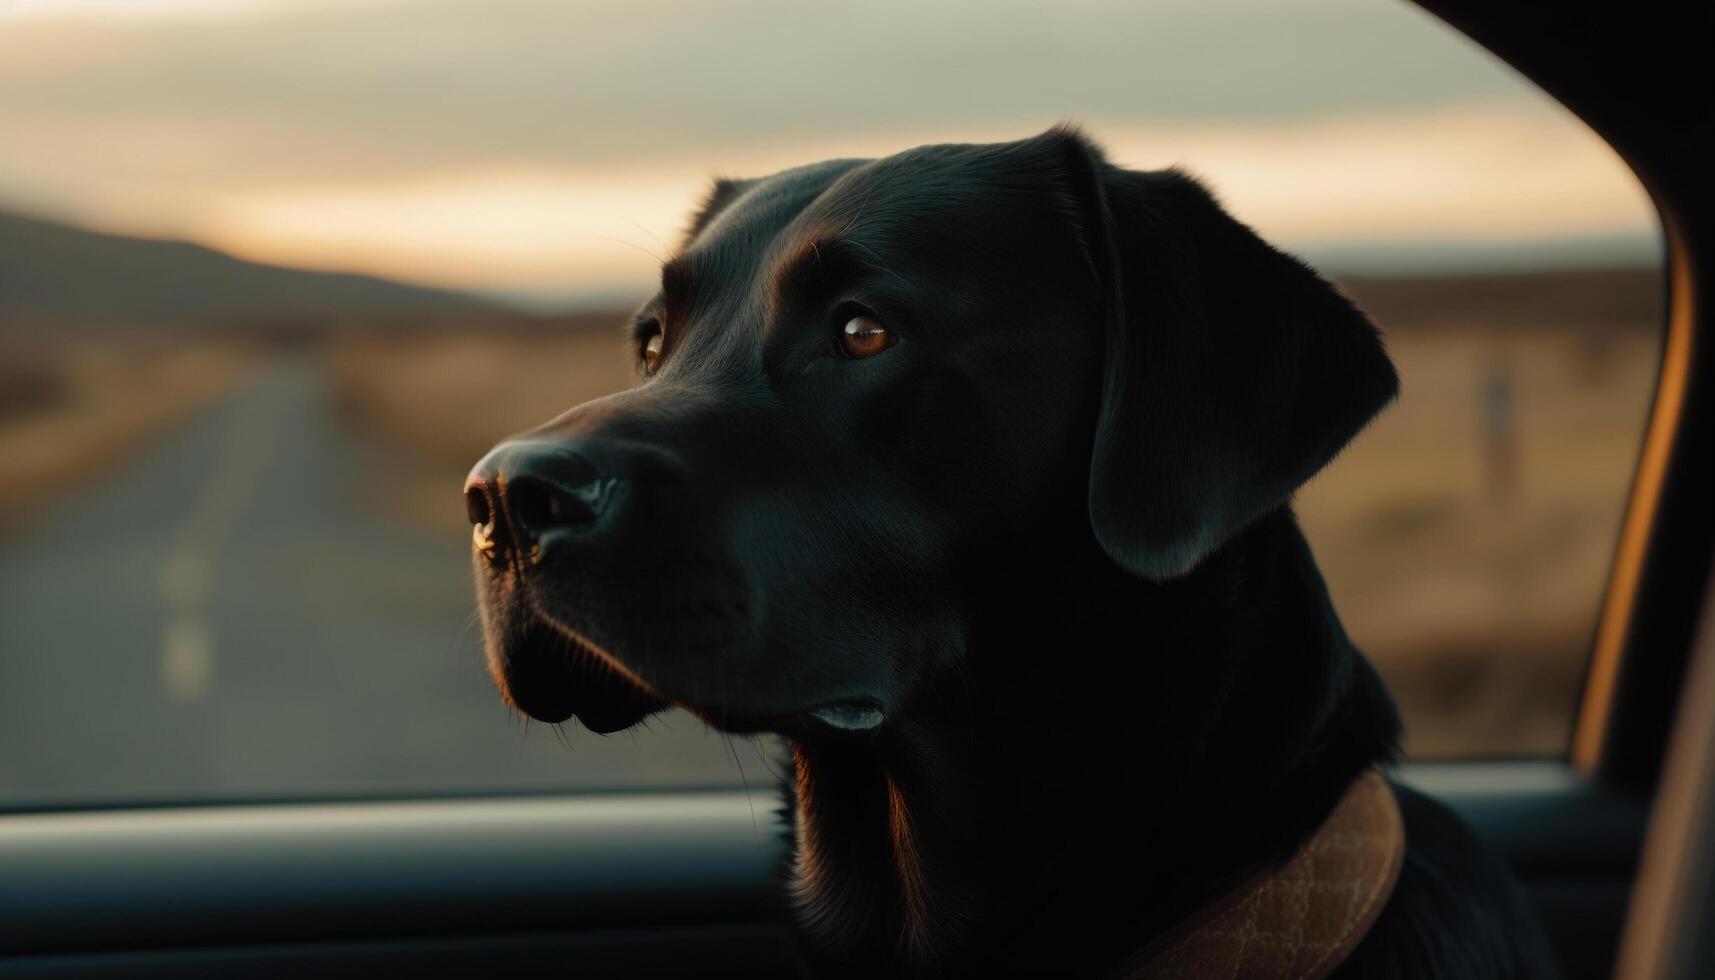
[{"x1": 465, "y1": 129, "x2": 1396, "y2": 737}]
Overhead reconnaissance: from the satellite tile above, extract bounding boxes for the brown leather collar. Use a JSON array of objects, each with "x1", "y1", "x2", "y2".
[{"x1": 1115, "y1": 768, "x2": 1406, "y2": 980}]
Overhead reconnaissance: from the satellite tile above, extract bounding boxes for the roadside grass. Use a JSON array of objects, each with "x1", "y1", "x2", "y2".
[
  {"x1": 327, "y1": 328, "x2": 635, "y2": 541},
  {"x1": 0, "y1": 334, "x2": 263, "y2": 534},
  {"x1": 1298, "y1": 323, "x2": 1661, "y2": 756}
]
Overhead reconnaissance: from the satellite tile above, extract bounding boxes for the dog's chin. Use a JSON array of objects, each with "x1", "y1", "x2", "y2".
[{"x1": 487, "y1": 614, "x2": 669, "y2": 734}]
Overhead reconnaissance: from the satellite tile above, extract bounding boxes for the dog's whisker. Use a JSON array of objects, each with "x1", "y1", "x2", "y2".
[
  {"x1": 724, "y1": 733, "x2": 761, "y2": 840},
  {"x1": 752, "y1": 734, "x2": 788, "y2": 785},
  {"x1": 569, "y1": 233, "x2": 664, "y2": 265},
  {"x1": 617, "y1": 214, "x2": 670, "y2": 256},
  {"x1": 838, "y1": 236, "x2": 912, "y2": 292}
]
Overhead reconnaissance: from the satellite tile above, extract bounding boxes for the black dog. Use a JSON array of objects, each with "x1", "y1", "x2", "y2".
[{"x1": 465, "y1": 130, "x2": 1557, "y2": 978}]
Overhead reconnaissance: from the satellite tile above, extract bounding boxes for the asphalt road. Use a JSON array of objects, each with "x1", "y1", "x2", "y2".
[{"x1": 0, "y1": 356, "x2": 777, "y2": 808}]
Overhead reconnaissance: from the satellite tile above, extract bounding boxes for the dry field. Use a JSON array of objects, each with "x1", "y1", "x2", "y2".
[
  {"x1": 328, "y1": 327, "x2": 639, "y2": 540},
  {"x1": 330, "y1": 271, "x2": 1663, "y2": 758},
  {"x1": 0, "y1": 334, "x2": 262, "y2": 533},
  {"x1": 1298, "y1": 323, "x2": 1660, "y2": 756}
]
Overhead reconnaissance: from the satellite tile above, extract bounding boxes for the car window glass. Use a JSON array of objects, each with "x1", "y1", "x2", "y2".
[{"x1": 0, "y1": 0, "x2": 1661, "y2": 806}]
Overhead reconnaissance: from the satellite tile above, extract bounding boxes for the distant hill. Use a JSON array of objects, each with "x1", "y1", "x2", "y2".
[
  {"x1": 0, "y1": 205, "x2": 1663, "y2": 334},
  {"x1": 1339, "y1": 266, "x2": 1661, "y2": 331},
  {"x1": 0, "y1": 209, "x2": 503, "y2": 328}
]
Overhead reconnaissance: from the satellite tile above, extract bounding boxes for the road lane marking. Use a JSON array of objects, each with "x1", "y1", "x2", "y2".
[
  {"x1": 161, "y1": 613, "x2": 214, "y2": 702},
  {"x1": 156, "y1": 376, "x2": 282, "y2": 703}
]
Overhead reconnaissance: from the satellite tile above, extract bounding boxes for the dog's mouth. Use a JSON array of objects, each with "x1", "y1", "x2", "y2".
[
  {"x1": 488, "y1": 599, "x2": 889, "y2": 740},
  {"x1": 488, "y1": 609, "x2": 670, "y2": 734}
]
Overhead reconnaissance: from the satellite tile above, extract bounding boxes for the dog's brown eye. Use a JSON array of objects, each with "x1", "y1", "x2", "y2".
[
  {"x1": 839, "y1": 315, "x2": 894, "y2": 359},
  {"x1": 641, "y1": 331, "x2": 664, "y2": 375}
]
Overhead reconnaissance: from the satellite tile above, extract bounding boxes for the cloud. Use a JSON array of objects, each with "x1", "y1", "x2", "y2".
[
  {"x1": 5, "y1": 0, "x2": 288, "y2": 17},
  {"x1": 0, "y1": 0, "x2": 1658, "y2": 302},
  {"x1": 0, "y1": 0, "x2": 1538, "y2": 177},
  {"x1": 155, "y1": 106, "x2": 1650, "y2": 304}
]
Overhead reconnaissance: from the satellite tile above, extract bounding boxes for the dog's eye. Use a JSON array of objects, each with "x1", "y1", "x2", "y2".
[
  {"x1": 839, "y1": 315, "x2": 894, "y2": 360},
  {"x1": 641, "y1": 331, "x2": 664, "y2": 375}
]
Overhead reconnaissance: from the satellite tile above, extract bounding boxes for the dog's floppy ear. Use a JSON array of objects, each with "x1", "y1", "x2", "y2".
[{"x1": 1052, "y1": 131, "x2": 1398, "y2": 580}]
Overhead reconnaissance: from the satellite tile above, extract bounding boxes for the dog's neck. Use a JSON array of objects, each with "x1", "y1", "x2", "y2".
[{"x1": 783, "y1": 509, "x2": 1401, "y2": 978}]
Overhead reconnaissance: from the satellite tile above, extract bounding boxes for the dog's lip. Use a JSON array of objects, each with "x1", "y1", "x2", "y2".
[
  {"x1": 495, "y1": 601, "x2": 671, "y2": 731},
  {"x1": 806, "y1": 699, "x2": 887, "y2": 734},
  {"x1": 676, "y1": 695, "x2": 888, "y2": 739}
]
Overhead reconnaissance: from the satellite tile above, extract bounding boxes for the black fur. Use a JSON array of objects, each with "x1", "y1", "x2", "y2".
[{"x1": 466, "y1": 129, "x2": 1559, "y2": 978}]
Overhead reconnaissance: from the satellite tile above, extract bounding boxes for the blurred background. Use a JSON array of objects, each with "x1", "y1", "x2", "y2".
[{"x1": 0, "y1": 0, "x2": 1663, "y2": 806}]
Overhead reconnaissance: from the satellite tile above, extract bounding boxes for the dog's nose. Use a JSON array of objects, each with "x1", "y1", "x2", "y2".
[{"x1": 464, "y1": 441, "x2": 613, "y2": 553}]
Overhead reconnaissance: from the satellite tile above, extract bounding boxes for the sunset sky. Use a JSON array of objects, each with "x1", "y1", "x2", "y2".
[{"x1": 0, "y1": 0, "x2": 1659, "y2": 309}]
